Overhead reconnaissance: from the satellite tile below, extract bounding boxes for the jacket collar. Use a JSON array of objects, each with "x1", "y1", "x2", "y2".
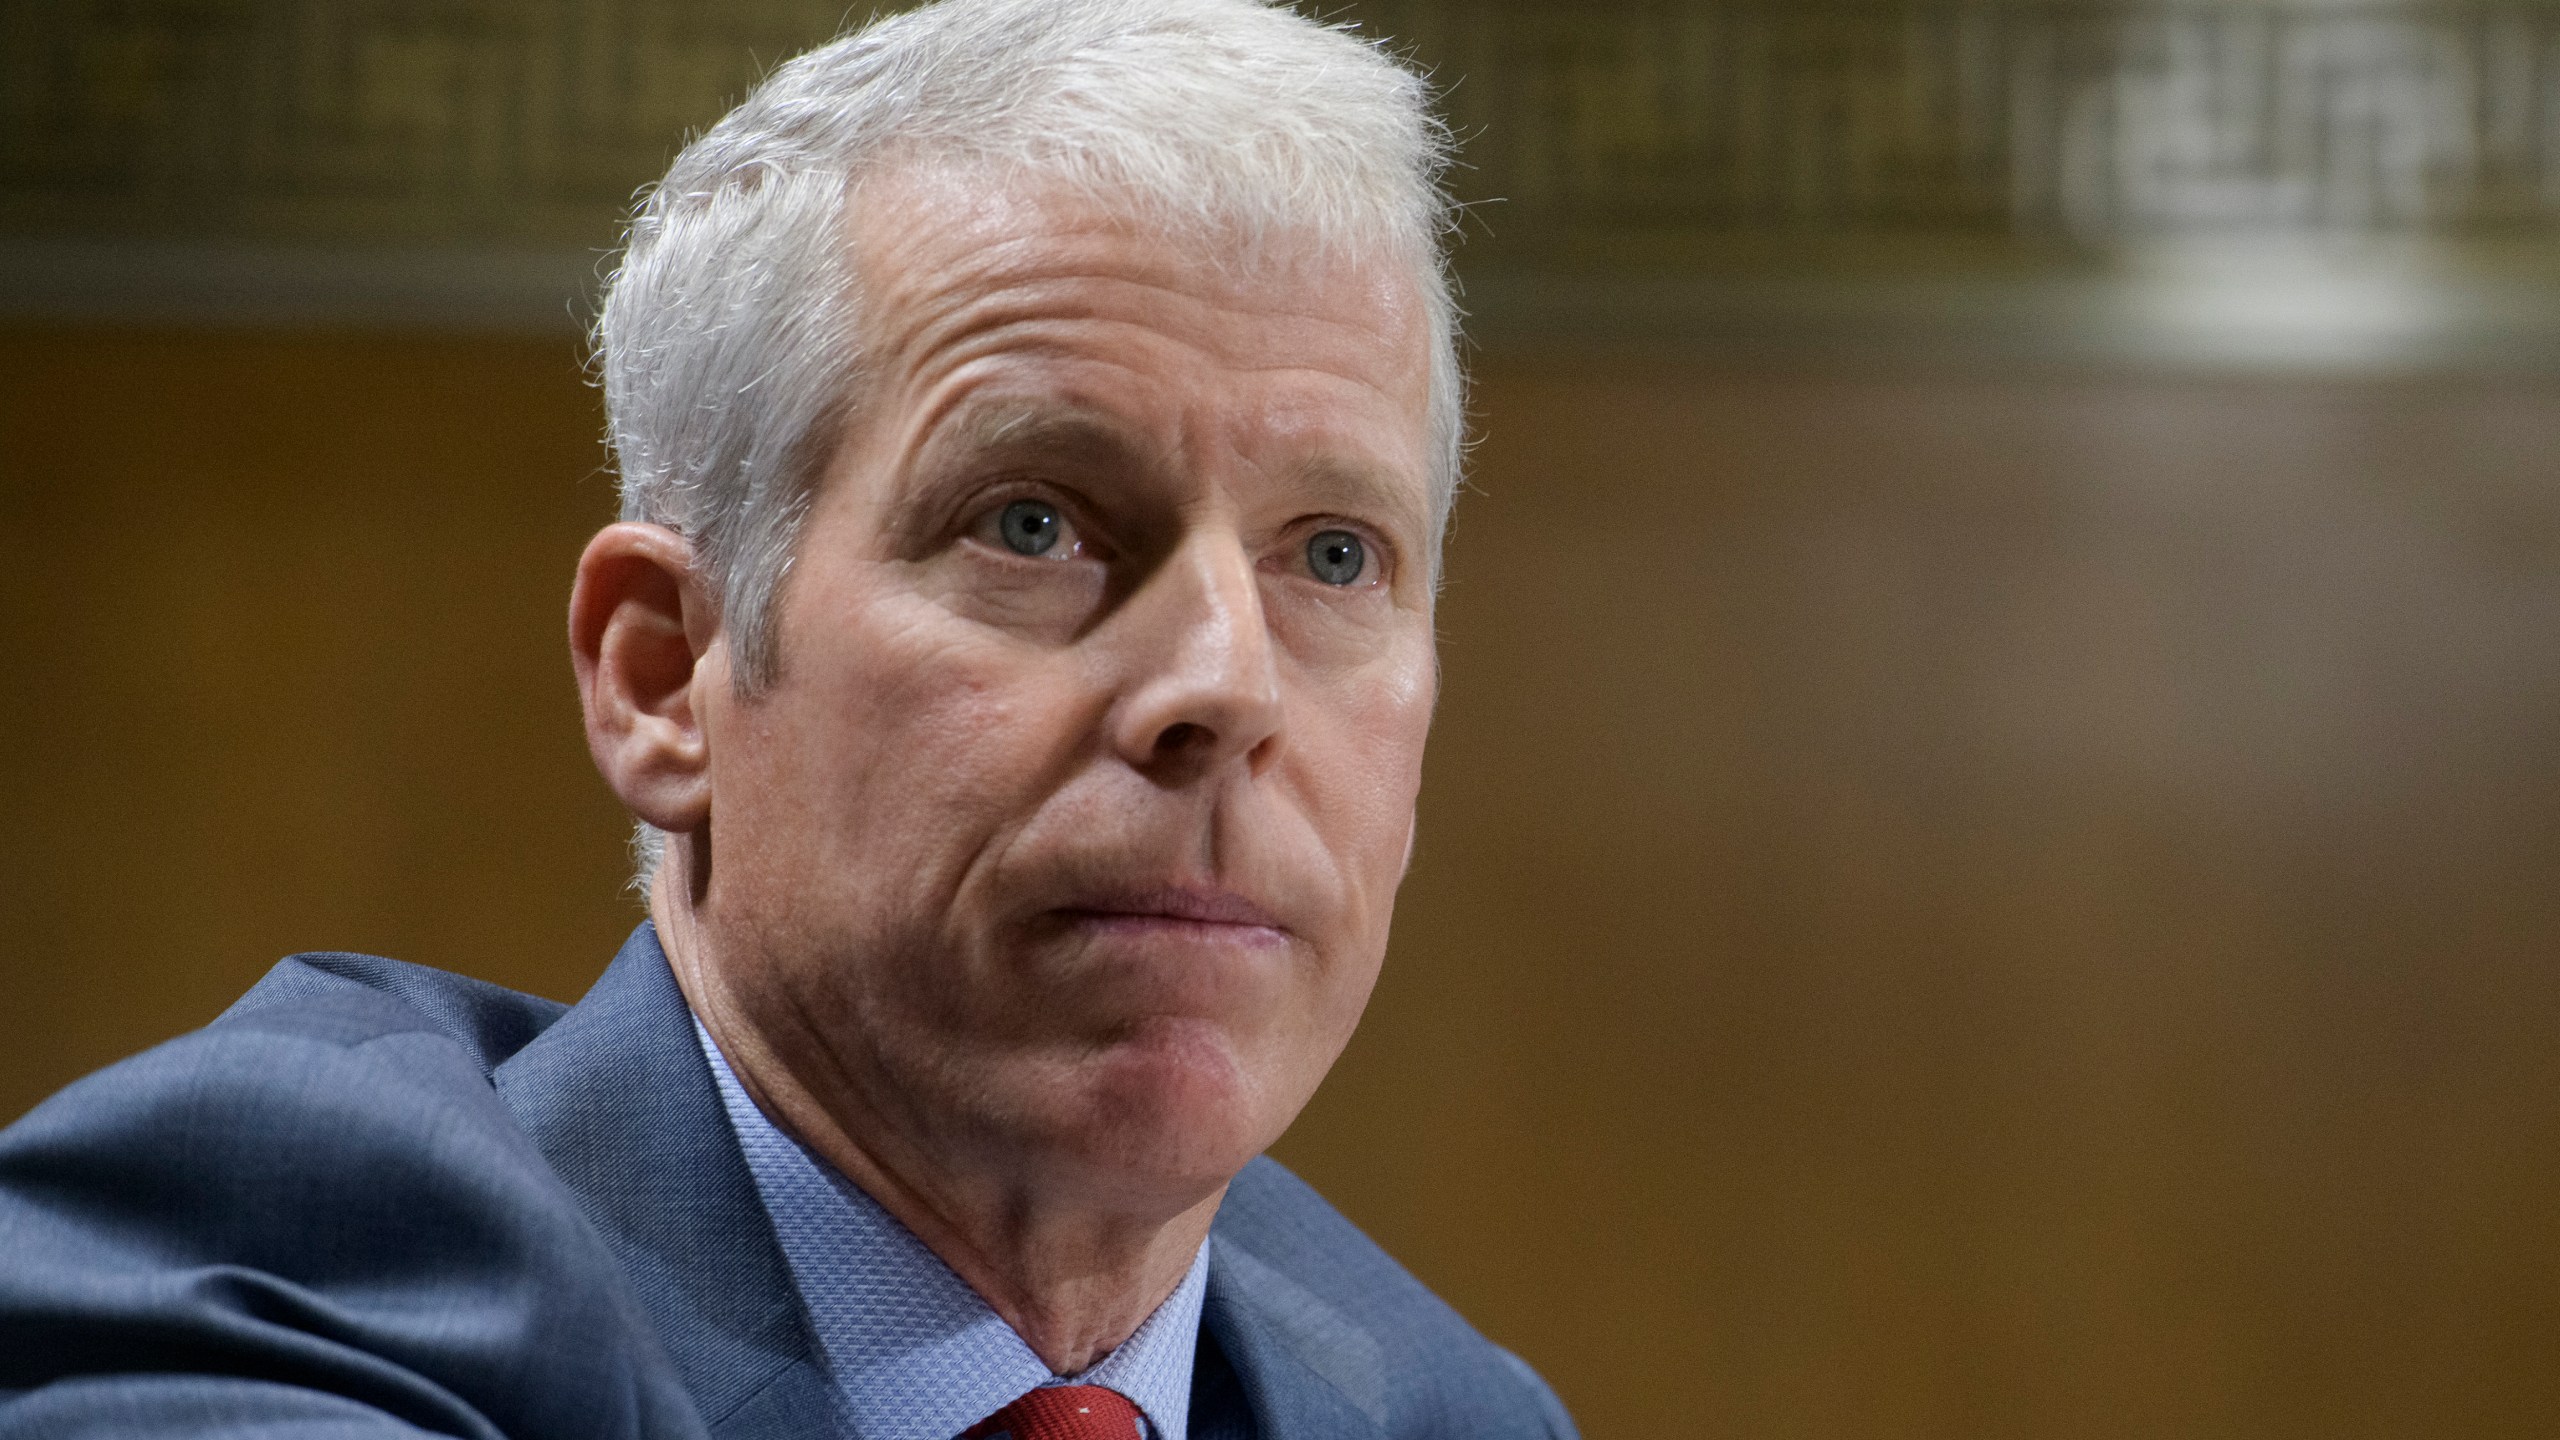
[
  {"x1": 492, "y1": 923, "x2": 1384, "y2": 1440},
  {"x1": 492, "y1": 924, "x2": 837, "y2": 1438},
  {"x1": 1200, "y1": 1235, "x2": 1389, "y2": 1440}
]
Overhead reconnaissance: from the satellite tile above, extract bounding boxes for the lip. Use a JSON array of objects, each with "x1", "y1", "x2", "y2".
[{"x1": 1049, "y1": 885, "x2": 1290, "y2": 940}]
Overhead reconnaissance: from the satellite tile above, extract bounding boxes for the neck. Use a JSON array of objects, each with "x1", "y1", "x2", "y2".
[
  {"x1": 820, "y1": 1136, "x2": 1221, "y2": 1375},
  {"x1": 651, "y1": 875, "x2": 1220, "y2": 1374}
]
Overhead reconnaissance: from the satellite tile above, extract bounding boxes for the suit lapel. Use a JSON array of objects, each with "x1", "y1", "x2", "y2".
[
  {"x1": 494, "y1": 925, "x2": 836, "y2": 1438},
  {"x1": 493, "y1": 925, "x2": 1389, "y2": 1440},
  {"x1": 1201, "y1": 1235, "x2": 1388, "y2": 1440}
]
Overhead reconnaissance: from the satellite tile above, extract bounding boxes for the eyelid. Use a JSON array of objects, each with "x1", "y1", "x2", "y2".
[
  {"x1": 1285, "y1": 518, "x2": 1394, "y2": 586},
  {"x1": 962, "y1": 484, "x2": 1109, "y2": 560}
]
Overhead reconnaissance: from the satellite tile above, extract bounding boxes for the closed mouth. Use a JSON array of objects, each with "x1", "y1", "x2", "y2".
[{"x1": 1049, "y1": 886, "x2": 1289, "y2": 941}]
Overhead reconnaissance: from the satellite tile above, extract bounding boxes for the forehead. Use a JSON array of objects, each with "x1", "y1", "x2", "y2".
[{"x1": 838, "y1": 161, "x2": 1436, "y2": 496}]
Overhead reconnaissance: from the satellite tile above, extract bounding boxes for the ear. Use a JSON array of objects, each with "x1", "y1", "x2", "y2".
[{"x1": 569, "y1": 522, "x2": 722, "y2": 833}]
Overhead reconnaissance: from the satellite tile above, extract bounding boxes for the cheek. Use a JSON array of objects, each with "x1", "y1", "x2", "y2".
[
  {"x1": 1294, "y1": 652, "x2": 1436, "y2": 928},
  {"x1": 726, "y1": 594, "x2": 1092, "y2": 897}
]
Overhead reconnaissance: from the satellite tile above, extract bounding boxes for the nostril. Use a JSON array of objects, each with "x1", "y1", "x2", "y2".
[{"x1": 1154, "y1": 721, "x2": 1211, "y2": 756}]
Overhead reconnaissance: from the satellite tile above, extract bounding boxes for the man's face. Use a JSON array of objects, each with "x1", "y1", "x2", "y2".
[{"x1": 690, "y1": 165, "x2": 1439, "y2": 1207}]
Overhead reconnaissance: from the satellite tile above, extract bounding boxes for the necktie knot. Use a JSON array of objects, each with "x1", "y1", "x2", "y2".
[{"x1": 962, "y1": 1384, "x2": 1145, "y2": 1440}]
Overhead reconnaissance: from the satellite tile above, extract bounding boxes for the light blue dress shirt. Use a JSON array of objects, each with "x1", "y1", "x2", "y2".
[{"x1": 695, "y1": 1020, "x2": 1210, "y2": 1440}]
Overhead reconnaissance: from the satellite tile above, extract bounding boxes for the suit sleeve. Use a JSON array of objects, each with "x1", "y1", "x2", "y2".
[
  {"x1": 1496, "y1": 1348, "x2": 1580, "y2": 1440},
  {"x1": 0, "y1": 1021, "x2": 698, "y2": 1440}
]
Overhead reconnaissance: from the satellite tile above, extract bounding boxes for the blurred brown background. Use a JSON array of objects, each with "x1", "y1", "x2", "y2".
[{"x1": 5, "y1": 3, "x2": 2559, "y2": 1437}]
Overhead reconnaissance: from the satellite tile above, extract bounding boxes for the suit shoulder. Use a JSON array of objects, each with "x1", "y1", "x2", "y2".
[
  {"x1": 213, "y1": 949, "x2": 567, "y2": 1072},
  {"x1": 1215, "y1": 1156, "x2": 1578, "y2": 1438},
  {"x1": 2, "y1": 951, "x2": 569, "y2": 1214},
  {"x1": 2, "y1": 985, "x2": 571, "y2": 1267},
  {"x1": 0, "y1": 950, "x2": 584, "y2": 1288},
  {"x1": 0, "y1": 960, "x2": 688, "y2": 1436}
]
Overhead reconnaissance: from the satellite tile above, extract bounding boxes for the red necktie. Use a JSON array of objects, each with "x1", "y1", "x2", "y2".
[{"x1": 962, "y1": 1385, "x2": 1146, "y2": 1440}]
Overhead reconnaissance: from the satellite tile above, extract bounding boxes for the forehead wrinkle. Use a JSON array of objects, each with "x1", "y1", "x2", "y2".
[
  {"x1": 848, "y1": 182, "x2": 1434, "y2": 550},
  {"x1": 883, "y1": 390, "x2": 1168, "y2": 532},
  {"x1": 944, "y1": 395, "x2": 1158, "y2": 472},
  {"x1": 1281, "y1": 453, "x2": 1429, "y2": 538},
  {"x1": 864, "y1": 217, "x2": 1420, "y2": 398}
]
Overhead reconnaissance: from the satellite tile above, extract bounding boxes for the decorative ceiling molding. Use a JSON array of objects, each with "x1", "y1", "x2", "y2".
[
  {"x1": 4, "y1": 0, "x2": 2557, "y2": 365},
  {"x1": 0, "y1": 0, "x2": 859, "y2": 248},
  {"x1": 1402, "y1": 0, "x2": 2560, "y2": 257}
]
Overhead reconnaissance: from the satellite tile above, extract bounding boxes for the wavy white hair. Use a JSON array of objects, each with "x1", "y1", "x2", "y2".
[{"x1": 594, "y1": 0, "x2": 1463, "y2": 885}]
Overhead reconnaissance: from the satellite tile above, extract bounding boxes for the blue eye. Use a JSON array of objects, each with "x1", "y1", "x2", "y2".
[
  {"x1": 1307, "y1": 530, "x2": 1365, "y2": 586},
  {"x1": 998, "y1": 500, "x2": 1062, "y2": 556}
]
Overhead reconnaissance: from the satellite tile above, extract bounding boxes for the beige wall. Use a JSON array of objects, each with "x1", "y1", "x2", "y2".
[
  {"x1": 5, "y1": 327, "x2": 2556, "y2": 1437},
  {"x1": 0, "y1": 331, "x2": 636, "y2": 1082}
]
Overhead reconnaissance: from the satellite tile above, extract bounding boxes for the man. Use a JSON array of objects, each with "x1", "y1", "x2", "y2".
[{"x1": 0, "y1": 2, "x2": 1575, "y2": 1436}]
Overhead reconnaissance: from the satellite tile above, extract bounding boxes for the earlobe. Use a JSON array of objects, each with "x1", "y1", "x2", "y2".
[{"x1": 569, "y1": 523, "x2": 719, "y2": 833}]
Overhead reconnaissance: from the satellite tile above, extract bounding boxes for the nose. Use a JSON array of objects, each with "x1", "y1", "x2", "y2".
[{"x1": 1107, "y1": 529, "x2": 1284, "y2": 785}]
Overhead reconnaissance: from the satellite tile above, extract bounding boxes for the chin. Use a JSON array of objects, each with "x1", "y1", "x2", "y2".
[{"x1": 1029, "y1": 1018, "x2": 1289, "y2": 1201}]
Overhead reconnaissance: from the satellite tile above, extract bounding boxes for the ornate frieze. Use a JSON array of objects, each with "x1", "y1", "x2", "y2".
[
  {"x1": 4, "y1": 1, "x2": 2555, "y2": 351},
  {"x1": 6, "y1": 1, "x2": 2556, "y2": 256}
]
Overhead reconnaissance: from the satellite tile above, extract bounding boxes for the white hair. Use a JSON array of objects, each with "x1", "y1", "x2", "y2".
[{"x1": 595, "y1": 0, "x2": 1464, "y2": 886}]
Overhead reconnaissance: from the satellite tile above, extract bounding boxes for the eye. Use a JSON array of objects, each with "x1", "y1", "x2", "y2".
[
  {"x1": 967, "y1": 495, "x2": 1106, "y2": 566},
  {"x1": 997, "y1": 499, "x2": 1064, "y2": 556},
  {"x1": 1306, "y1": 529, "x2": 1367, "y2": 586}
]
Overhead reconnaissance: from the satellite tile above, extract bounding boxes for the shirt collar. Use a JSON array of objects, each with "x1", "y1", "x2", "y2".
[{"x1": 695, "y1": 1018, "x2": 1208, "y2": 1440}]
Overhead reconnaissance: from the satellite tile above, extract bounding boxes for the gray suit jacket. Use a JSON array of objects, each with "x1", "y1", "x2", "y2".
[{"x1": 0, "y1": 926, "x2": 1576, "y2": 1439}]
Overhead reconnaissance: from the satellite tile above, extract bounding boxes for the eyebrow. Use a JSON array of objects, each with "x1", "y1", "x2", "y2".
[
  {"x1": 902, "y1": 394, "x2": 1427, "y2": 541},
  {"x1": 936, "y1": 398, "x2": 1156, "y2": 472},
  {"x1": 1282, "y1": 454, "x2": 1430, "y2": 539},
  {"x1": 876, "y1": 397, "x2": 1149, "y2": 538}
]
